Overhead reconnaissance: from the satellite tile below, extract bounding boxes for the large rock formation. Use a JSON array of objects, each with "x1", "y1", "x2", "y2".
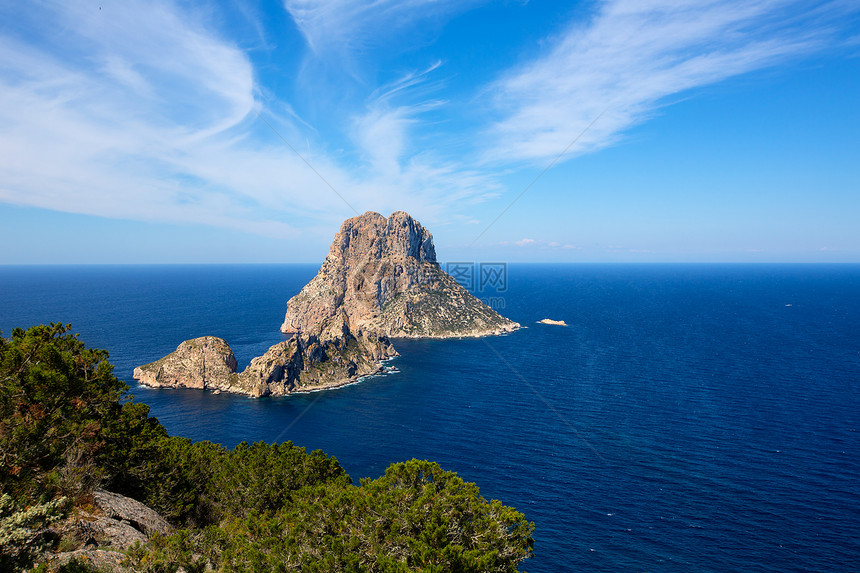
[
  {"x1": 281, "y1": 211, "x2": 520, "y2": 338},
  {"x1": 133, "y1": 336, "x2": 239, "y2": 392},
  {"x1": 134, "y1": 211, "x2": 518, "y2": 397}
]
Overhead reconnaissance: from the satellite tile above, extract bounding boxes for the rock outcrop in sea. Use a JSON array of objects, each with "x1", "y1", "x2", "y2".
[
  {"x1": 282, "y1": 211, "x2": 519, "y2": 338},
  {"x1": 133, "y1": 325, "x2": 396, "y2": 398},
  {"x1": 134, "y1": 211, "x2": 518, "y2": 397},
  {"x1": 537, "y1": 318, "x2": 567, "y2": 326},
  {"x1": 133, "y1": 336, "x2": 239, "y2": 392}
]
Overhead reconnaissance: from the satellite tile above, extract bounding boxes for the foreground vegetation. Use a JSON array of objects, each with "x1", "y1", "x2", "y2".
[{"x1": 0, "y1": 323, "x2": 533, "y2": 572}]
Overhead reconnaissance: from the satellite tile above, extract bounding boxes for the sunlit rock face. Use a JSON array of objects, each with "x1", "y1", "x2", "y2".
[{"x1": 281, "y1": 211, "x2": 520, "y2": 338}]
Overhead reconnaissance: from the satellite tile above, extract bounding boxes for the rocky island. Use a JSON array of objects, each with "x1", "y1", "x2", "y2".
[
  {"x1": 134, "y1": 211, "x2": 519, "y2": 397},
  {"x1": 537, "y1": 318, "x2": 567, "y2": 326},
  {"x1": 282, "y1": 210, "x2": 519, "y2": 338},
  {"x1": 133, "y1": 323, "x2": 395, "y2": 398}
]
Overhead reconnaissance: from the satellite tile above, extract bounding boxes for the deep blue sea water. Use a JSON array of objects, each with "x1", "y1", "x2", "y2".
[{"x1": 1, "y1": 264, "x2": 858, "y2": 572}]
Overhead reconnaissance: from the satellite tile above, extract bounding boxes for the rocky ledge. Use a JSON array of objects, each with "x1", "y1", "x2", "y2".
[
  {"x1": 43, "y1": 489, "x2": 171, "y2": 572},
  {"x1": 135, "y1": 211, "x2": 518, "y2": 397}
]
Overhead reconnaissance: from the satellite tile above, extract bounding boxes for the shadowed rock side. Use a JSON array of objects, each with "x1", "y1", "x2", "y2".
[
  {"x1": 134, "y1": 327, "x2": 396, "y2": 397},
  {"x1": 281, "y1": 211, "x2": 520, "y2": 338}
]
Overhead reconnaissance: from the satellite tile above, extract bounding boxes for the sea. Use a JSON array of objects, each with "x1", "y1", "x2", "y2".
[{"x1": 1, "y1": 263, "x2": 858, "y2": 572}]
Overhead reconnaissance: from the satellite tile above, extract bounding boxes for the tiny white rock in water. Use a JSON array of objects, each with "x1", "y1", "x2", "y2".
[{"x1": 538, "y1": 318, "x2": 567, "y2": 326}]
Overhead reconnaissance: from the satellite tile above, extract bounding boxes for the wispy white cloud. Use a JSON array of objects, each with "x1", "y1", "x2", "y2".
[
  {"x1": 351, "y1": 63, "x2": 449, "y2": 179},
  {"x1": 0, "y1": 1, "x2": 275, "y2": 232},
  {"x1": 0, "y1": 1, "x2": 496, "y2": 240},
  {"x1": 353, "y1": 105, "x2": 415, "y2": 178},
  {"x1": 283, "y1": 0, "x2": 481, "y2": 57},
  {"x1": 486, "y1": 0, "x2": 859, "y2": 163},
  {"x1": 2, "y1": 0, "x2": 857, "y2": 255}
]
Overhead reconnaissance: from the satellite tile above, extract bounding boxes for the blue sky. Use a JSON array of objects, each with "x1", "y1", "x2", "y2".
[{"x1": 1, "y1": 0, "x2": 858, "y2": 263}]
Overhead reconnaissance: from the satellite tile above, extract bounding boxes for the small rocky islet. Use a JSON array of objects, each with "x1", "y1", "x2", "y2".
[{"x1": 134, "y1": 211, "x2": 520, "y2": 397}]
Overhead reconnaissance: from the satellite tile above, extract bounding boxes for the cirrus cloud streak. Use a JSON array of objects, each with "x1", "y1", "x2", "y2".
[{"x1": 486, "y1": 0, "x2": 859, "y2": 163}]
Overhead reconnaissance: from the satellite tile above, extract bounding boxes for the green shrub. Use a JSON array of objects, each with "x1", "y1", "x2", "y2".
[
  {"x1": 0, "y1": 323, "x2": 128, "y2": 498},
  {"x1": 0, "y1": 493, "x2": 70, "y2": 571},
  {"x1": 2, "y1": 324, "x2": 533, "y2": 571}
]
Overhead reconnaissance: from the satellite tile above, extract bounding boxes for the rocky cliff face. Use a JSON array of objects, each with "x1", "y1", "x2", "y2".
[
  {"x1": 240, "y1": 324, "x2": 396, "y2": 397},
  {"x1": 281, "y1": 211, "x2": 519, "y2": 338}
]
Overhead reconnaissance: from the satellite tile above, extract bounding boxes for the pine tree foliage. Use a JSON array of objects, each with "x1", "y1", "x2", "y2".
[
  {"x1": 1, "y1": 324, "x2": 534, "y2": 571},
  {"x1": 0, "y1": 493, "x2": 70, "y2": 570}
]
